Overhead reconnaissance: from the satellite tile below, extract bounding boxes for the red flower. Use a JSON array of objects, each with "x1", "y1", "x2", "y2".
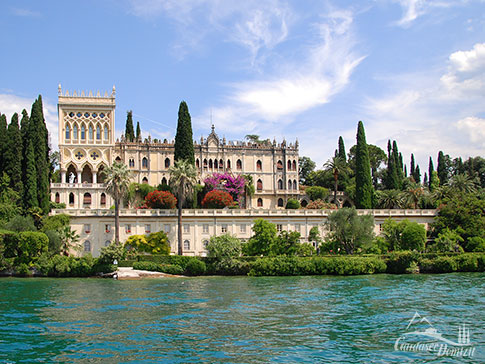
[
  {"x1": 201, "y1": 190, "x2": 234, "y2": 208},
  {"x1": 144, "y1": 190, "x2": 177, "y2": 209}
]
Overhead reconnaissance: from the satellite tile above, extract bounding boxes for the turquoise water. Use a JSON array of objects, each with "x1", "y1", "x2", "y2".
[{"x1": 0, "y1": 273, "x2": 483, "y2": 363}]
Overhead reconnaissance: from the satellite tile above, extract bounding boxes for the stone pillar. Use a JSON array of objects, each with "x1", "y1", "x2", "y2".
[
  {"x1": 77, "y1": 171, "x2": 82, "y2": 184},
  {"x1": 93, "y1": 171, "x2": 97, "y2": 184},
  {"x1": 61, "y1": 171, "x2": 66, "y2": 183}
]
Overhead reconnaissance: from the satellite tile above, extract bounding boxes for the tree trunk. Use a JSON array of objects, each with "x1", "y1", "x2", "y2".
[
  {"x1": 177, "y1": 197, "x2": 183, "y2": 255},
  {"x1": 114, "y1": 197, "x2": 120, "y2": 243},
  {"x1": 334, "y1": 173, "x2": 339, "y2": 208}
]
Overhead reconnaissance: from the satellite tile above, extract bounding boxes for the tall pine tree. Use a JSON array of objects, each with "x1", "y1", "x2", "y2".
[
  {"x1": 355, "y1": 121, "x2": 373, "y2": 208},
  {"x1": 414, "y1": 165, "x2": 421, "y2": 184},
  {"x1": 23, "y1": 138, "x2": 38, "y2": 209},
  {"x1": 385, "y1": 140, "x2": 399, "y2": 190},
  {"x1": 0, "y1": 113, "x2": 7, "y2": 175},
  {"x1": 410, "y1": 154, "x2": 415, "y2": 178},
  {"x1": 174, "y1": 101, "x2": 195, "y2": 165},
  {"x1": 428, "y1": 157, "x2": 434, "y2": 189},
  {"x1": 437, "y1": 151, "x2": 449, "y2": 186},
  {"x1": 125, "y1": 111, "x2": 135, "y2": 142},
  {"x1": 5, "y1": 113, "x2": 23, "y2": 196},
  {"x1": 338, "y1": 136, "x2": 346, "y2": 162},
  {"x1": 136, "y1": 121, "x2": 141, "y2": 141}
]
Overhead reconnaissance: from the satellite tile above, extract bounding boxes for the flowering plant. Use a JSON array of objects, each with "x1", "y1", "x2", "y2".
[
  {"x1": 144, "y1": 190, "x2": 177, "y2": 209},
  {"x1": 201, "y1": 190, "x2": 234, "y2": 208},
  {"x1": 204, "y1": 173, "x2": 246, "y2": 202}
]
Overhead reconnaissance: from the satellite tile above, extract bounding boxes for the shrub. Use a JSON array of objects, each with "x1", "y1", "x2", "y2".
[
  {"x1": 306, "y1": 199, "x2": 337, "y2": 210},
  {"x1": 15, "y1": 263, "x2": 31, "y2": 277},
  {"x1": 244, "y1": 219, "x2": 277, "y2": 256},
  {"x1": 44, "y1": 230, "x2": 62, "y2": 254},
  {"x1": 454, "y1": 254, "x2": 479, "y2": 272},
  {"x1": 201, "y1": 190, "x2": 234, "y2": 208},
  {"x1": 296, "y1": 242, "x2": 316, "y2": 256},
  {"x1": 34, "y1": 254, "x2": 100, "y2": 277},
  {"x1": 305, "y1": 186, "x2": 329, "y2": 201},
  {"x1": 184, "y1": 259, "x2": 206, "y2": 276},
  {"x1": 159, "y1": 263, "x2": 184, "y2": 275},
  {"x1": 206, "y1": 234, "x2": 242, "y2": 259},
  {"x1": 144, "y1": 190, "x2": 177, "y2": 209},
  {"x1": 209, "y1": 258, "x2": 251, "y2": 275},
  {"x1": 5, "y1": 215, "x2": 36, "y2": 232},
  {"x1": 400, "y1": 222, "x2": 426, "y2": 251},
  {"x1": 428, "y1": 228, "x2": 464, "y2": 253},
  {"x1": 133, "y1": 261, "x2": 159, "y2": 271},
  {"x1": 133, "y1": 261, "x2": 184, "y2": 275},
  {"x1": 41, "y1": 214, "x2": 70, "y2": 233},
  {"x1": 386, "y1": 251, "x2": 421, "y2": 274},
  {"x1": 285, "y1": 199, "x2": 300, "y2": 209},
  {"x1": 466, "y1": 237, "x2": 485, "y2": 252},
  {"x1": 125, "y1": 232, "x2": 170, "y2": 255},
  {"x1": 431, "y1": 256, "x2": 457, "y2": 273},
  {"x1": 98, "y1": 242, "x2": 126, "y2": 264}
]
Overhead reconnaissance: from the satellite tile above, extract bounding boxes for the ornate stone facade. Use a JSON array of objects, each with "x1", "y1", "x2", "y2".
[{"x1": 51, "y1": 87, "x2": 299, "y2": 210}]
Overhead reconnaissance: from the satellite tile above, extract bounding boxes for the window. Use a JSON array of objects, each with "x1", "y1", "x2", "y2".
[
  {"x1": 183, "y1": 240, "x2": 190, "y2": 250},
  {"x1": 142, "y1": 157, "x2": 148, "y2": 168},
  {"x1": 209, "y1": 159, "x2": 213, "y2": 169},
  {"x1": 100, "y1": 193, "x2": 106, "y2": 206},
  {"x1": 203, "y1": 240, "x2": 209, "y2": 248},
  {"x1": 73, "y1": 124, "x2": 78, "y2": 139},
  {"x1": 240, "y1": 224, "x2": 246, "y2": 233},
  {"x1": 145, "y1": 224, "x2": 151, "y2": 233},
  {"x1": 203, "y1": 224, "x2": 209, "y2": 234},
  {"x1": 292, "y1": 160, "x2": 297, "y2": 171},
  {"x1": 84, "y1": 224, "x2": 91, "y2": 234},
  {"x1": 105, "y1": 224, "x2": 111, "y2": 233},
  {"x1": 69, "y1": 193, "x2": 75, "y2": 205},
  {"x1": 293, "y1": 180, "x2": 297, "y2": 190},
  {"x1": 88, "y1": 125, "x2": 93, "y2": 139},
  {"x1": 104, "y1": 240, "x2": 111, "y2": 247},
  {"x1": 84, "y1": 241, "x2": 91, "y2": 252},
  {"x1": 55, "y1": 192, "x2": 60, "y2": 204},
  {"x1": 129, "y1": 159, "x2": 135, "y2": 168},
  {"x1": 81, "y1": 125, "x2": 86, "y2": 140},
  {"x1": 96, "y1": 125, "x2": 101, "y2": 140},
  {"x1": 278, "y1": 198, "x2": 284, "y2": 207},
  {"x1": 221, "y1": 224, "x2": 228, "y2": 233},
  {"x1": 165, "y1": 158, "x2": 170, "y2": 169},
  {"x1": 288, "y1": 160, "x2": 292, "y2": 170},
  {"x1": 203, "y1": 159, "x2": 208, "y2": 168},
  {"x1": 142, "y1": 177, "x2": 148, "y2": 184},
  {"x1": 214, "y1": 159, "x2": 218, "y2": 169},
  {"x1": 219, "y1": 159, "x2": 223, "y2": 169},
  {"x1": 104, "y1": 125, "x2": 109, "y2": 140},
  {"x1": 83, "y1": 193, "x2": 91, "y2": 206},
  {"x1": 161, "y1": 177, "x2": 167, "y2": 185},
  {"x1": 278, "y1": 179, "x2": 283, "y2": 190},
  {"x1": 164, "y1": 224, "x2": 171, "y2": 233},
  {"x1": 125, "y1": 224, "x2": 131, "y2": 234},
  {"x1": 257, "y1": 198, "x2": 263, "y2": 207},
  {"x1": 183, "y1": 224, "x2": 190, "y2": 233},
  {"x1": 236, "y1": 159, "x2": 242, "y2": 170},
  {"x1": 65, "y1": 124, "x2": 70, "y2": 140},
  {"x1": 257, "y1": 179, "x2": 263, "y2": 192},
  {"x1": 196, "y1": 159, "x2": 200, "y2": 168},
  {"x1": 227, "y1": 160, "x2": 231, "y2": 169},
  {"x1": 276, "y1": 224, "x2": 283, "y2": 233},
  {"x1": 277, "y1": 160, "x2": 283, "y2": 170},
  {"x1": 256, "y1": 160, "x2": 262, "y2": 171},
  {"x1": 288, "y1": 180, "x2": 292, "y2": 190}
]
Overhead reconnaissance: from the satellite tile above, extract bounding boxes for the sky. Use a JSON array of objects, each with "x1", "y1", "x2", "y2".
[{"x1": 1, "y1": 0, "x2": 484, "y2": 173}]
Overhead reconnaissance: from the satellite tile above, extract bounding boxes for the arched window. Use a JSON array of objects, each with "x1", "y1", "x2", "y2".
[
  {"x1": 236, "y1": 159, "x2": 242, "y2": 170},
  {"x1": 277, "y1": 160, "x2": 283, "y2": 170},
  {"x1": 142, "y1": 177, "x2": 148, "y2": 184},
  {"x1": 66, "y1": 164, "x2": 77, "y2": 183},
  {"x1": 65, "y1": 124, "x2": 70, "y2": 140},
  {"x1": 55, "y1": 192, "x2": 60, "y2": 204},
  {"x1": 81, "y1": 124, "x2": 86, "y2": 140},
  {"x1": 88, "y1": 125, "x2": 93, "y2": 139},
  {"x1": 203, "y1": 240, "x2": 209, "y2": 248},
  {"x1": 196, "y1": 159, "x2": 200, "y2": 168},
  {"x1": 96, "y1": 125, "x2": 101, "y2": 140},
  {"x1": 100, "y1": 193, "x2": 106, "y2": 206},
  {"x1": 227, "y1": 160, "x2": 231, "y2": 169},
  {"x1": 129, "y1": 159, "x2": 134, "y2": 168},
  {"x1": 104, "y1": 125, "x2": 108, "y2": 140},
  {"x1": 292, "y1": 160, "x2": 297, "y2": 171},
  {"x1": 142, "y1": 157, "x2": 148, "y2": 168},
  {"x1": 278, "y1": 179, "x2": 283, "y2": 190},
  {"x1": 293, "y1": 180, "x2": 297, "y2": 190},
  {"x1": 219, "y1": 159, "x2": 223, "y2": 169},
  {"x1": 161, "y1": 177, "x2": 168, "y2": 185},
  {"x1": 288, "y1": 180, "x2": 292, "y2": 190},
  {"x1": 69, "y1": 193, "x2": 75, "y2": 205},
  {"x1": 214, "y1": 159, "x2": 218, "y2": 169},
  {"x1": 257, "y1": 198, "x2": 263, "y2": 207},
  {"x1": 183, "y1": 240, "x2": 190, "y2": 251},
  {"x1": 105, "y1": 240, "x2": 111, "y2": 247},
  {"x1": 84, "y1": 241, "x2": 91, "y2": 252},
  {"x1": 301, "y1": 200, "x2": 308, "y2": 207},
  {"x1": 81, "y1": 165, "x2": 93, "y2": 183},
  {"x1": 73, "y1": 124, "x2": 78, "y2": 139},
  {"x1": 83, "y1": 193, "x2": 91, "y2": 206},
  {"x1": 115, "y1": 156, "x2": 121, "y2": 162},
  {"x1": 204, "y1": 159, "x2": 208, "y2": 168},
  {"x1": 288, "y1": 160, "x2": 291, "y2": 170},
  {"x1": 209, "y1": 159, "x2": 213, "y2": 169},
  {"x1": 256, "y1": 160, "x2": 262, "y2": 171},
  {"x1": 257, "y1": 179, "x2": 263, "y2": 191},
  {"x1": 97, "y1": 165, "x2": 106, "y2": 183},
  {"x1": 278, "y1": 198, "x2": 284, "y2": 207},
  {"x1": 165, "y1": 158, "x2": 170, "y2": 169}
]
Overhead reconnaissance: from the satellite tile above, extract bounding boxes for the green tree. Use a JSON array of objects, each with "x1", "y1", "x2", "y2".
[
  {"x1": 403, "y1": 183, "x2": 424, "y2": 209},
  {"x1": 174, "y1": 101, "x2": 195, "y2": 165},
  {"x1": 298, "y1": 156, "x2": 316, "y2": 185},
  {"x1": 338, "y1": 136, "x2": 346, "y2": 162},
  {"x1": 125, "y1": 110, "x2": 135, "y2": 142},
  {"x1": 270, "y1": 230, "x2": 301, "y2": 256},
  {"x1": 58, "y1": 225, "x2": 80, "y2": 256},
  {"x1": 410, "y1": 154, "x2": 415, "y2": 179},
  {"x1": 4, "y1": 113, "x2": 23, "y2": 197},
  {"x1": 245, "y1": 134, "x2": 261, "y2": 143},
  {"x1": 136, "y1": 121, "x2": 141, "y2": 140},
  {"x1": 0, "y1": 113, "x2": 7, "y2": 175},
  {"x1": 23, "y1": 138, "x2": 38, "y2": 210},
  {"x1": 305, "y1": 186, "x2": 329, "y2": 201},
  {"x1": 428, "y1": 228, "x2": 464, "y2": 253},
  {"x1": 169, "y1": 159, "x2": 197, "y2": 255},
  {"x1": 206, "y1": 234, "x2": 242, "y2": 259},
  {"x1": 385, "y1": 140, "x2": 399, "y2": 190},
  {"x1": 348, "y1": 144, "x2": 386, "y2": 189},
  {"x1": 428, "y1": 157, "x2": 434, "y2": 190},
  {"x1": 285, "y1": 198, "x2": 300, "y2": 209},
  {"x1": 103, "y1": 162, "x2": 132, "y2": 243},
  {"x1": 244, "y1": 219, "x2": 277, "y2": 256},
  {"x1": 354, "y1": 121, "x2": 373, "y2": 208},
  {"x1": 437, "y1": 151, "x2": 450, "y2": 186},
  {"x1": 446, "y1": 174, "x2": 478, "y2": 194},
  {"x1": 325, "y1": 207, "x2": 375, "y2": 254},
  {"x1": 376, "y1": 189, "x2": 404, "y2": 209},
  {"x1": 413, "y1": 165, "x2": 421, "y2": 184},
  {"x1": 324, "y1": 156, "x2": 348, "y2": 208}
]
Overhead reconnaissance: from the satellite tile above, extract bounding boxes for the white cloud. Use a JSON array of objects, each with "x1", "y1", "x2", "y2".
[
  {"x1": 392, "y1": 0, "x2": 462, "y2": 27},
  {"x1": 10, "y1": 7, "x2": 41, "y2": 17},
  {"x1": 455, "y1": 116, "x2": 485, "y2": 146},
  {"x1": 0, "y1": 94, "x2": 58, "y2": 151}
]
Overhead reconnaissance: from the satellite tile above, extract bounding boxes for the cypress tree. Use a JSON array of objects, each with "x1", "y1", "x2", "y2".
[
  {"x1": 20, "y1": 110, "x2": 30, "y2": 190},
  {"x1": 437, "y1": 151, "x2": 448, "y2": 186},
  {"x1": 136, "y1": 121, "x2": 141, "y2": 141},
  {"x1": 174, "y1": 101, "x2": 195, "y2": 165},
  {"x1": 423, "y1": 172, "x2": 428, "y2": 186},
  {"x1": 414, "y1": 165, "x2": 421, "y2": 184},
  {"x1": 385, "y1": 140, "x2": 399, "y2": 190},
  {"x1": 4, "y1": 113, "x2": 23, "y2": 196},
  {"x1": 0, "y1": 113, "x2": 7, "y2": 175},
  {"x1": 410, "y1": 154, "x2": 415, "y2": 177},
  {"x1": 428, "y1": 157, "x2": 434, "y2": 189},
  {"x1": 29, "y1": 96, "x2": 50, "y2": 213},
  {"x1": 23, "y1": 138, "x2": 38, "y2": 209},
  {"x1": 338, "y1": 136, "x2": 346, "y2": 162},
  {"x1": 355, "y1": 121, "x2": 373, "y2": 208},
  {"x1": 404, "y1": 164, "x2": 407, "y2": 178},
  {"x1": 125, "y1": 111, "x2": 135, "y2": 142}
]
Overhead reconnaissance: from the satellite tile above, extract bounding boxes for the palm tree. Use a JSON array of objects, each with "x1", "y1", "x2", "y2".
[
  {"x1": 323, "y1": 156, "x2": 348, "y2": 208},
  {"x1": 377, "y1": 189, "x2": 405, "y2": 209},
  {"x1": 169, "y1": 159, "x2": 197, "y2": 255},
  {"x1": 59, "y1": 226, "x2": 80, "y2": 256},
  {"x1": 102, "y1": 162, "x2": 132, "y2": 243},
  {"x1": 446, "y1": 173, "x2": 478, "y2": 194},
  {"x1": 403, "y1": 183, "x2": 424, "y2": 209}
]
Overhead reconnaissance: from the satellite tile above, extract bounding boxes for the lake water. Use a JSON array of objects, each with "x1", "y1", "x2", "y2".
[{"x1": 0, "y1": 273, "x2": 483, "y2": 363}]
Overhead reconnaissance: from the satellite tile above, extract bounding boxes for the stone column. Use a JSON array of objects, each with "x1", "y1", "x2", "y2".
[
  {"x1": 93, "y1": 171, "x2": 97, "y2": 184},
  {"x1": 61, "y1": 171, "x2": 66, "y2": 183},
  {"x1": 77, "y1": 171, "x2": 82, "y2": 184}
]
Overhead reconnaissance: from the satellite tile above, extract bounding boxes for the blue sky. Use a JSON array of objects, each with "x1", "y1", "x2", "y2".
[{"x1": 1, "y1": 0, "x2": 484, "y2": 172}]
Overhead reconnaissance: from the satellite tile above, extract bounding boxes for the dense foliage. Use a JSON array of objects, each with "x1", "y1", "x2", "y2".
[
  {"x1": 143, "y1": 190, "x2": 177, "y2": 209},
  {"x1": 201, "y1": 190, "x2": 234, "y2": 208},
  {"x1": 174, "y1": 101, "x2": 195, "y2": 165},
  {"x1": 125, "y1": 231, "x2": 171, "y2": 255}
]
